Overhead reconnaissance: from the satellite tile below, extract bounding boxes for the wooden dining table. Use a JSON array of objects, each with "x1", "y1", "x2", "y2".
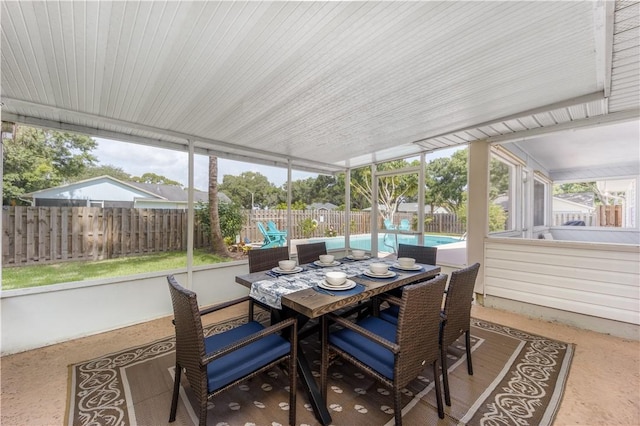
[{"x1": 235, "y1": 257, "x2": 441, "y2": 425}]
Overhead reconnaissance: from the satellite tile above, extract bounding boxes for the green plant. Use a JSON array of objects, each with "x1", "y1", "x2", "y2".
[
  {"x1": 299, "y1": 218, "x2": 318, "y2": 238},
  {"x1": 324, "y1": 225, "x2": 338, "y2": 237},
  {"x1": 195, "y1": 201, "x2": 245, "y2": 240}
]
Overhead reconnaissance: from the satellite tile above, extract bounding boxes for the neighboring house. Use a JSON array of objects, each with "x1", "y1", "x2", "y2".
[
  {"x1": 397, "y1": 202, "x2": 450, "y2": 214},
  {"x1": 553, "y1": 192, "x2": 595, "y2": 214},
  {"x1": 552, "y1": 192, "x2": 596, "y2": 226},
  {"x1": 307, "y1": 202, "x2": 338, "y2": 211},
  {"x1": 22, "y1": 175, "x2": 230, "y2": 209},
  {"x1": 363, "y1": 203, "x2": 449, "y2": 214}
]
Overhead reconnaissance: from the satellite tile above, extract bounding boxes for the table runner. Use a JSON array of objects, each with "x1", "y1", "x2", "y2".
[{"x1": 250, "y1": 257, "x2": 396, "y2": 309}]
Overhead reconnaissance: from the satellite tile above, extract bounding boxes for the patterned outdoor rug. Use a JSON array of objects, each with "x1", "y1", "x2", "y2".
[{"x1": 66, "y1": 312, "x2": 574, "y2": 426}]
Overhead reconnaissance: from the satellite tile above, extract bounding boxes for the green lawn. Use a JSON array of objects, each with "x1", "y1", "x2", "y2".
[{"x1": 1, "y1": 249, "x2": 231, "y2": 290}]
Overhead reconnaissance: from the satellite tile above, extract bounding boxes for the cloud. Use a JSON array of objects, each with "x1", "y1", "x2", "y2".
[{"x1": 93, "y1": 138, "x2": 308, "y2": 190}]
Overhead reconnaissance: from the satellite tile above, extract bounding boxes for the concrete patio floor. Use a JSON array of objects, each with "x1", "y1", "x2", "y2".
[{"x1": 1, "y1": 304, "x2": 638, "y2": 425}]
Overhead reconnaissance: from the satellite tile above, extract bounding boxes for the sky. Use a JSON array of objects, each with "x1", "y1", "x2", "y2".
[{"x1": 94, "y1": 138, "x2": 461, "y2": 190}]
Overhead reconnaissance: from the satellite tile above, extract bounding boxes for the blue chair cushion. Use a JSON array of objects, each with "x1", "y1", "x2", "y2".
[
  {"x1": 204, "y1": 321, "x2": 290, "y2": 392},
  {"x1": 329, "y1": 316, "x2": 397, "y2": 380},
  {"x1": 379, "y1": 305, "x2": 399, "y2": 325}
]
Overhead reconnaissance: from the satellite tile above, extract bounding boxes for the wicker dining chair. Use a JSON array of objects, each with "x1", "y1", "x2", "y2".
[
  {"x1": 397, "y1": 243, "x2": 437, "y2": 265},
  {"x1": 439, "y1": 262, "x2": 480, "y2": 406},
  {"x1": 376, "y1": 244, "x2": 439, "y2": 318},
  {"x1": 167, "y1": 275, "x2": 297, "y2": 426},
  {"x1": 321, "y1": 274, "x2": 448, "y2": 425},
  {"x1": 248, "y1": 246, "x2": 290, "y2": 273},
  {"x1": 295, "y1": 241, "x2": 328, "y2": 265}
]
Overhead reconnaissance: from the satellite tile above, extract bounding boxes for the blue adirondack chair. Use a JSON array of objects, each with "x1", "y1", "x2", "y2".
[
  {"x1": 383, "y1": 218, "x2": 396, "y2": 230},
  {"x1": 257, "y1": 222, "x2": 287, "y2": 248},
  {"x1": 267, "y1": 221, "x2": 288, "y2": 238},
  {"x1": 398, "y1": 218, "x2": 411, "y2": 231}
]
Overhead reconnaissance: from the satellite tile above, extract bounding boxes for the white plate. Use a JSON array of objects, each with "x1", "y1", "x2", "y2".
[
  {"x1": 318, "y1": 279, "x2": 356, "y2": 290},
  {"x1": 392, "y1": 263, "x2": 423, "y2": 271},
  {"x1": 363, "y1": 270, "x2": 396, "y2": 278},
  {"x1": 314, "y1": 260, "x2": 341, "y2": 267},
  {"x1": 271, "y1": 266, "x2": 303, "y2": 274},
  {"x1": 346, "y1": 255, "x2": 370, "y2": 260}
]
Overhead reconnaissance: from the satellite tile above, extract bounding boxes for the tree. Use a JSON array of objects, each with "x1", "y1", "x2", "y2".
[
  {"x1": 489, "y1": 157, "x2": 510, "y2": 201},
  {"x1": 554, "y1": 182, "x2": 607, "y2": 205},
  {"x1": 425, "y1": 149, "x2": 468, "y2": 213},
  {"x1": 350, "y1": 160, "x2": 418, "y2": 220},
  {"x1": 208, "y1": 156, "x2": 228, "y2": 256},
  {"x1": 131, "y1": 172, "x2": 182, "y2": 187},
  {"x1": 71, "y1": 164, "x2": 132, "y2": 182},
  {"x1": 195, "y1": 201, "x2": 244, "y2": 242},
  {"x1": 275, "y1": 200, "x2": 307, "y2": 210},
  {"x1": 2, "y1": 125, "x2": 97, "y2": 205},
  {"x1": 296, "y1": 175, "x2": 344, "y2": 206},
  {"x1": 220, "y1": 172, "x2": 282, "y2": 209}
]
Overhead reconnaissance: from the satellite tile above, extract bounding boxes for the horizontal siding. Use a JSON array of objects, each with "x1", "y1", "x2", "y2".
[{"x1": 484, "y1": 239, "x2": 640, "y2": 325}]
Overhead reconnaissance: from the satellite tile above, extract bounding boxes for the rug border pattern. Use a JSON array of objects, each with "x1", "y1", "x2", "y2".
[{"x1": 66, "y1": 317, "x2": 573, "y2": 426}]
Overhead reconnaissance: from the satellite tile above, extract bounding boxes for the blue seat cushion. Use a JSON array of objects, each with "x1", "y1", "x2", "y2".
[
  {"x1": 204, "y1": 321, "x2": 290, "y2": 392},
  {"x1": 329, "y1": 316, "x2": 397, "y2": 380},
  {"x1": 379, "y1": 305, "x2": 399, "y2": 325}
]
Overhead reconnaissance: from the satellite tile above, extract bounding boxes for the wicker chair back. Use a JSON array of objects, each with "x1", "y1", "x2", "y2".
[
  {"x1": 296, "y1": 242, "x2": 327, "y2": 265},
  {"x1": 397, "y1": 243, "x2": 437, "y2": 265},
  {"x1": 248, "y1": 246, "x2": 290, "y2": 273}
]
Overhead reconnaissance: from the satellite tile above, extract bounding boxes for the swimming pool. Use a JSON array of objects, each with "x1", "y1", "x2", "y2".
[{"x1": 309, "y1": 233, "x2": 462, "y2": 252}]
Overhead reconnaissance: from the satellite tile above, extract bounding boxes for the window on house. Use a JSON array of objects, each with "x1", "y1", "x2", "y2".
[
  {"x1": 553, "y1": 178, "x2": 637, "y2": 228},
  {"x1": 489, "y1": 153, "x2": 517, "y2": 233},
  {"x1": 533, "y1": 177, "x2": 548, "y2": 227}
]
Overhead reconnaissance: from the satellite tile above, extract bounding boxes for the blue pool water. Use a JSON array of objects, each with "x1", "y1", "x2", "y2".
[{"x1": 309, "y1": 233, "x2": 461, "y2": 252}]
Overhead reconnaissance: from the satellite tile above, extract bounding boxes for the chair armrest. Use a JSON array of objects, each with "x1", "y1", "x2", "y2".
[
  {"x1": 199, "y1": 296, "x2": 253, "y2": 317},
  {"x1": 326, "y1": 313, "x2": 399, "y2": 353},
  {"x1": 202, "y1": 317, "x2": 297, "y2": 365},
  {"x1": 172, "y1": 296, "x2": 255, "y2": 325}
]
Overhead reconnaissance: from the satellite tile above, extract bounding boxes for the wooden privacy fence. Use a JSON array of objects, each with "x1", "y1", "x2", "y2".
[
  {"x1": 553, "y1": 206, "x2": 621, "y2": 227},
  {"x1": 2, "y1": 206, "x2": 210, "y2": 266},
  {"x1": 242, "y1": 210, "x2": 372, "y2": 242},
  {"x1": 2, "y1": 206, "x2": 465, "y2": 266}
]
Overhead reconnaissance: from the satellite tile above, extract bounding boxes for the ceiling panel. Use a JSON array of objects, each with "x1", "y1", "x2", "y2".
[{"x1": 1, "y1": 1, "x2": 638, "y2": 174}]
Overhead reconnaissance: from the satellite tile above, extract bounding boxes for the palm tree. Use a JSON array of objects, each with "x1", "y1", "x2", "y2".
[{"x1": 208, "y1": 155, "x2": 228, "y2": 256}]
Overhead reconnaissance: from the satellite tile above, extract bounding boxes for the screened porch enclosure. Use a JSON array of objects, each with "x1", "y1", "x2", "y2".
[{"x1": 1, "y1": 1, "x2": 639, "y2": 355}]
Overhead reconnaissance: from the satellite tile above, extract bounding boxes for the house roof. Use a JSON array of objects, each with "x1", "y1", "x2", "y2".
[
  {"x1": 396, "y1": 202, "x2": 449, "y2": 214},
  {"x1": 307, "y1": 203, "x2": 338, "y2": 211},
  {"x1": 24, "y1": 175, "x2": 230, "y2": 203},
  {"x1": 554, "y1": 192, "x2": 595, "y2": 208},
  {"x1": 127, "y1": 181, "x2": 218, "y2": 203},
  {"x1": 1, "y1": 1, "x2": 638, "y2": 176}
]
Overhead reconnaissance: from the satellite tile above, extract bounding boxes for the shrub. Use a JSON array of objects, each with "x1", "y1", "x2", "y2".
[
  {"x1": 299, "y1": 218, "x2": 318, "y2": 238},
  {"x1": 195, "y1": 201, "x2": 245, "y2": 240}
]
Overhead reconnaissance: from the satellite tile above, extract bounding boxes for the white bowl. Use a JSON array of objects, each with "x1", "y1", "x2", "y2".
[
  {"x1": 325, "y1": 271, "x2": 347, "y2": 286},
  {"x1": 397, "y1": 257, "x2": 416, "y2": 268},
  {"x1": 369, "y1": 262, "x2": 389, "y2": 275},
  {"x1": 278, "y1": 260, "x2": 296, "y2": 271},
  {"x1": 352, "y1": 249, "x2": 365, "y2": 259},
  {"x1": 319, "y1": 254, "x2": 335, "y2": 264}
]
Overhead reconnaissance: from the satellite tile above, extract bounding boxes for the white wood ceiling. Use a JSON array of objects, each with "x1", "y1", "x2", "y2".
[{"x1": 1, "y1": 1, "x2": 638, "y2": 174}]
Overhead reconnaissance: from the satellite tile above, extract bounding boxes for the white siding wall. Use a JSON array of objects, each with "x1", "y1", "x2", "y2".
[{"x1": 484, "y1": 238, "x2": 640, "y2": 325}]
